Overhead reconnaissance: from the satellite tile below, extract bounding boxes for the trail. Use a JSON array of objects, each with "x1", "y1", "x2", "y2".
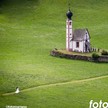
[{"x1": 2, "y1": 75, "x2": 108, "y2": 96}]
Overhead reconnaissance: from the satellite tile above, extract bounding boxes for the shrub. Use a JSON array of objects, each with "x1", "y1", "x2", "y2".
[
  {"x1": 92, "y1": 53, "x2": 99, "y2": 61},
  {"x1": 101, "y1": 50, "x2": 108, "y2": 55}
]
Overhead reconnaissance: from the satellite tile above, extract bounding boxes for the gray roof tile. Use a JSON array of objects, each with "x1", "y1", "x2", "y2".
[{"x1": 73, "y1": 29, "x2": 88, "y2": 41}]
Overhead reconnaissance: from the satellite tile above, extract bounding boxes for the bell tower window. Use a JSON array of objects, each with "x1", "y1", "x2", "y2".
[{"x1": 69, "y1": 22, "x2": 71, "y2": 25}]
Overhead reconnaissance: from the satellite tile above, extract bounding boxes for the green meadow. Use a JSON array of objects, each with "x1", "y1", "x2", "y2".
[{"x1": 0, "y1": 0, "x2": 108, "y2": 108}]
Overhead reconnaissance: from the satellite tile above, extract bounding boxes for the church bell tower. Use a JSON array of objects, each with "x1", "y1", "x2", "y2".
[{"x1": 66, "y1": 8, "x2": 73, "y2": 51}]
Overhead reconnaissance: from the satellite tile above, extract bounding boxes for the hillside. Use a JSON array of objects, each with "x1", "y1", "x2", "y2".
[{"x1": 0, "y1": 0, "x2": 108, "y2": 108}]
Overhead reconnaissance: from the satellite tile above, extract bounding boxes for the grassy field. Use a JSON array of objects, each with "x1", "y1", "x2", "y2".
[{"x1": 0, "y1": 0, "x2": 108, "y2": 108}]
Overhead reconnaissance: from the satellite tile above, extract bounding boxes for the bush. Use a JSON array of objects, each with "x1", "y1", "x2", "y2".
[
  {"x1": 92, "y1": 53, "x2": 99, "y2": 61},
  {"x1": 101, "y1": 50, "x2": 108, "y2": 55}
]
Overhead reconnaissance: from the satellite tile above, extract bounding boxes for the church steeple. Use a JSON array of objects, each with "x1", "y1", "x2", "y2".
[
  {"x1": 66, "y1": 2, "x2": 73, "y2": 20},
  {"x1": 66, "y1": 7, "x2": 73, "y2": 51}
]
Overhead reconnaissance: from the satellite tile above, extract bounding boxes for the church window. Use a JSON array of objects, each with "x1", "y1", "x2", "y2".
[
  {"x1": 76, "y1": 42, "x2": 79, "y2": 48},
  {"x1": 69, "y1": 22, "x2": 71, "y2": 25}
]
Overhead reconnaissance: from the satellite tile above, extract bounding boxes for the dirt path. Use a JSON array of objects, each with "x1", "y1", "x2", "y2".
[{"x1": 2, "y1": 75, "x2": 108, "y2": 96}]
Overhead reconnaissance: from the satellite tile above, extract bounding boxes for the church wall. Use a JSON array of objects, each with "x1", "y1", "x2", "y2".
[
  {"x1": 84, "y1": 33, "x2": 90, "y2": 41},
  {"x1": 72, "y1": 41, "x2": 84, "y2": 52}
]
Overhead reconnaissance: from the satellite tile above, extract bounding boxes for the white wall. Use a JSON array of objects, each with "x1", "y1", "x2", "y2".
[
  {"x1": 66, "y1": 20, "x2": 73, "y2": 51},
  {"x1": 72, "y1": 41, "x2": 84, "y2": 52}
]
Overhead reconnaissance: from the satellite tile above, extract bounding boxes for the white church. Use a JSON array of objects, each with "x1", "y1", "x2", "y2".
[{"x1": 66, "y1": 9, "x2": 91, "y2": 53}]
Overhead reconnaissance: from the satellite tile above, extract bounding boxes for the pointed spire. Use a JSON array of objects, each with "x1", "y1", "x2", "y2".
[
  {"x1": 66, "y1": 0, "x2": 73, "y2": 20},
  {"x1": 68, "y1": 1, "x2": 70, "y2": 10}
]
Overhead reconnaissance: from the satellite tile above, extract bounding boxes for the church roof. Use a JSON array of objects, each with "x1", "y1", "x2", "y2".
[{"x1": 73, "y1": 29, "x2": 89, "y2": 41}]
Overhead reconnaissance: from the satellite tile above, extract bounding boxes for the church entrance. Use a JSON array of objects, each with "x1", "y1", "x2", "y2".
[{"x1": 85, "y1": 44, "x2": 88, "y2": 52}]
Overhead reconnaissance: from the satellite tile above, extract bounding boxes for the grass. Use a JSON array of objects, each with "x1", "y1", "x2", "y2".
[
  {"x1": 0, "y1": 0, "x2": 108, "y2": 108},
  {"x1": 1, "y1": 78, "x2": 108, "y2": 108}
]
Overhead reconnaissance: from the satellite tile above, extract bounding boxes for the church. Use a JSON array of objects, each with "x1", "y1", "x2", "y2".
[{"x1": 66, "y1": 9, "x2": 91, "y2": 53}]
